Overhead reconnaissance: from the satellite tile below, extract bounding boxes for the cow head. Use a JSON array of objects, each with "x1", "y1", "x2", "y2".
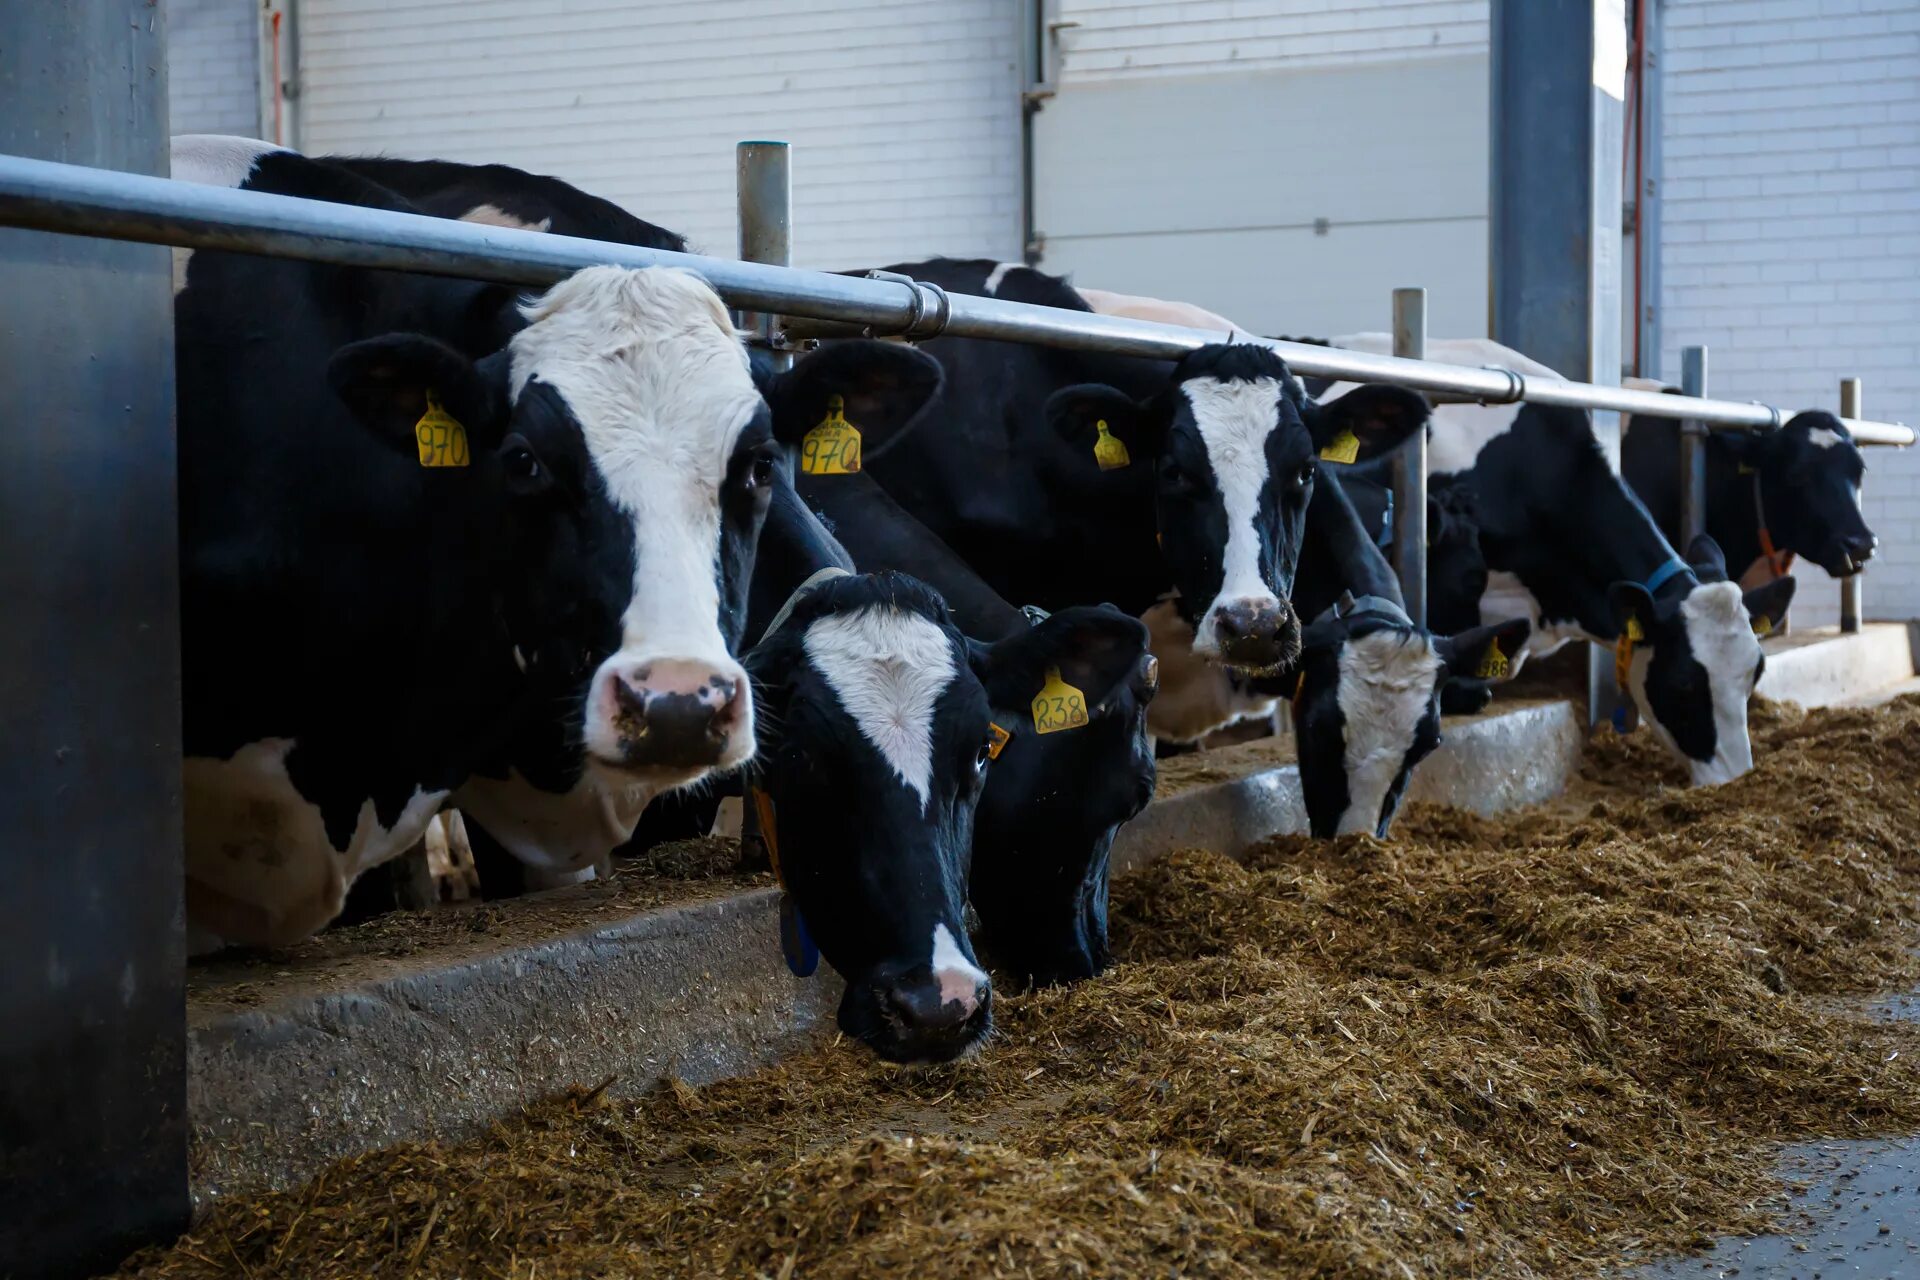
[
  {"x1": 969, "y1": 618, "x2": 1157, "y2": 988},
  {"x1": 1609, "y1": 536, "x2": 1795, "y2": 786},
  {"x1": 1291, "y1": 599, "x2": 1530, "y2": 838},
  {"x1": 1045, "y1": 346, "x2": 1429, "y2": 675},
  {"x1": 1719, "y1": 411, "x2": 1875, "y2": 578},
  {"x1": 746, "y1": 572, "x2": 1146, "y2": 1062},
  {"x1": 330, "y1": 266, "x2": 775, "y2": 793}
]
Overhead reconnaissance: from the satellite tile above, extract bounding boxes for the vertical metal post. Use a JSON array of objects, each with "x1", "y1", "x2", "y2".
[
  {"x1": 736, "y1": 140, "x2": 794, "y2": 371},
  {"x1": 0, "y1": 4, "x2": 189, "y2": 1276},
  {"x1": 1678, "y1": 346, "x2": 1708, "y2": 548},
  {"x1": 1840, "y1": 377, "x2": 1864, "y2": 633},
  {"x1": 1491, "y1": 0, "x2": 1628, "y2": 730},
  {"x1": 1633, "y1": 0, "x2": 1664, "y2": 381},
  {"x1": 1391, "y1": 287, "x2": 1428, "y2": 627}
]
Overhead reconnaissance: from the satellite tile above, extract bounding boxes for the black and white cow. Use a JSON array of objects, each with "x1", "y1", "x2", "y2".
[
  {"x1": 1315, "y1": 334, "x2": 1796, "y2": 785},
  {"x1": 171, "y1": 137, "x2": 774, "y2": 944},
  {"x1": 855, "y1": 261, "x2": 1431, "y2": 678},
  {"x1": 764, "y1": 340, "x2": 1158, "y2": 986},
  {"x1": 1622, "y1": 399, "x2": 1875, "y2": 587},
  {"x1": 745, "y1": 477, "x2": 1148, "y2": 1061}
]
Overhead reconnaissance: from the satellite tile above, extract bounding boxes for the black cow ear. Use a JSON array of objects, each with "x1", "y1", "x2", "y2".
[
  {"x1": 766, "y1": 340, "x2": 942, "y2": 460},
  {"x1": 1715, "y1": 425, "x2": 1776, "y2": 469},
  {"x1": 1304, "y1": 384, "x2": 1431, "y2": 462},
  {"x1": 1686, "y1": 533, "x2": 1730, "y2": 583},
  {"x1": 1045, "y1": 383, "x2": 1159, "y2": 469},
  {"x1": 328, "y1": 334, "x2": 506, "y2": 454},
  {"x1": 1744, "y1": 575, "x2": 1796, "y2": 634},
  {"x1": 1434, "y1": 616, "x2": 1531, "y2": 683},
  {"x1": 1606, "y1": 581, "x2": 1658, "y2": 641},
  {"x1": 971, "y1": 605, "x2": 1149, "y2": 718}
]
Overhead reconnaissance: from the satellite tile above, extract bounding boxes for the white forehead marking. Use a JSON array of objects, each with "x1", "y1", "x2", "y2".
[
  {"x1": 1183, "y1": 376, "x2": 1283, "y2": 649},
  {"x1": 1333, "y1": 630, "x2": 1443, "y2": 836},
  {"x1": 983, "y1": 262, "x2": 1019, "y2": 295},
  {"x1": 510, "y1": 266, "x2": 759, "y2": 665},
  {"x1": 804, "y1": 606, "x2": 957, "y2": 811},
  {"x1": 931, "y1": 922, "x2": 987, "y2": 1004},
  {"x1": 1806, "y1": 426, "x2": 1845, "y2": 450}
]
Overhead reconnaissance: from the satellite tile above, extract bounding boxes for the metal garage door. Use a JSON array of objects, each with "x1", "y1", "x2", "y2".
[
  {"x1": 289, "y1": 0, "x2": 1024, "y2": 270},
  {"x1": 1031, "y1": 55, "x2": 1490, "y2": 340}
]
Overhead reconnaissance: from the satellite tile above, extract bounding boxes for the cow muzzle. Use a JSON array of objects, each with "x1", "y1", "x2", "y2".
[
  {"x1": 1823, "y1": 532, "x2": 1878, "y2": 577},
  {"x1": 845, "y1": 959, "x2": 993, "y2": 1064},
  {"x1": 588, "y1": 656, "x2": 751, "y2": 774},
  {"x1": 1202, "y1": 596, "x2": 1300, "y2": 673}
]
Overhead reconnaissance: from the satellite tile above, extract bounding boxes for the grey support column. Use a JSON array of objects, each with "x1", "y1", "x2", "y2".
[
  {"x1": 1840, "y1": 377, "x2": 1864, "y2": 633},
  {"x1": 737, "y1": 141, "x2": 794, "y2": 372},
  {"x1": 1490, "y1": 0, "x2": 1628, "y2": 730},
  {"x1": 0, "y1": 4, "x2": 189, "y2": 1276},
  {"x1": 1678, "y1": 346, "x2": 1708, "y2": 549},
  {"x1": 1391, "y1": 288, "x2": 1428, "y2": 626}
]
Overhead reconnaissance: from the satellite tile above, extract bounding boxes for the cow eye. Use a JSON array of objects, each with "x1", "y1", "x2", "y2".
[
  {"x1": 974, "y1": 741, "x2": 993, "y2": 772},
  {"x1": 746, "y1": 453, "x2": 774, "y2": 490},
  {"x1": 1294, "y1": 461, "x2": 1317, "y2": 491},
  {"x1": 500, "y1": 435, "x2": 546, "y2": 492}
]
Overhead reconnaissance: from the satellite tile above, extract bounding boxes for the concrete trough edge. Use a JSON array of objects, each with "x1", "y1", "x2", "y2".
[{"x1": 188, "y1": 698, "x2": 1584, "y2": 1207}]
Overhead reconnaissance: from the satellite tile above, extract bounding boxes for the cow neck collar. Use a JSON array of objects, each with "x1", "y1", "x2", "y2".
[
  {"x1": 1310, "y1": 591, "x2": 1412, "y2": 632},
  {"x1": 1643, "y1": 557, "x2": 1696, "y2": 597}
]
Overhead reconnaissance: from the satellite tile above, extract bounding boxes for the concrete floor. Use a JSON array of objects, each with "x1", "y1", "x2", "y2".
[{"x1": 1623, "y1": 993, "x2": 1920, "y2": 1279}]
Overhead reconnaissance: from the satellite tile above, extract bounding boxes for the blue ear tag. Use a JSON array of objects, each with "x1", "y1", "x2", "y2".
[
  {"x1": 779, "y1": 894, "x2": 819, "y2": 977},
  {"x1": 1611, "y1": 702, "x2": 1632, "y2": 734}
]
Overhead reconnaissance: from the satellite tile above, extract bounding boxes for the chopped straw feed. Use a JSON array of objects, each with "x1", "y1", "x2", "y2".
[{"x1": 121, "y1": 698, "x2": 1920, "y2": 1278}]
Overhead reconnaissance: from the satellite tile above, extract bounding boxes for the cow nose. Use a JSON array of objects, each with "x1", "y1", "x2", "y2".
[
  {"x1": 600, "y1": 658, "x2": 746, "y2": 768},
  {"x1": 1210, "y1": 598, "x2": 1297, "y2": 670},
  {"x1": 884, "y1": 969, "x2": 990, "y2": 1035},
  {"x1": 1844, "y1": 533, "x2": 1878, "y2": 568}
]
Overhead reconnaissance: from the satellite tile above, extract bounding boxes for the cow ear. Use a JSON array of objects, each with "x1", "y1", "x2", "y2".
[
  {"x1": 1606, "y1": 581, "x2": 1658, "y2": 641},
  {"x1": 766, "y1": 340, "x2": 942, "y2": 459},
  {"x1": 328, "y1": 334, "x2": 505, "y2": 453},
  {"x1": 1045, "y1": 383, "x2": 1160, "y2": 466},
  {"x1": 1714, "y1": 425, "x2": 1776, "y2": 469},
  {"x1": 1743, "y1": 575, "x2": 1796, "y2": 634},
  {"x1": 1686, "y1": 533, "x2": 1730, "y2": 583},
  {"x1": 1304, "y1": 384, "x2": 1431, "y2": 461},
  {"x1": 1433, "y1": 616, "x2": 1531, "y2": 683},
  {"x1": 970, "y1": 605, "x2": 1149, "y2": 718}
]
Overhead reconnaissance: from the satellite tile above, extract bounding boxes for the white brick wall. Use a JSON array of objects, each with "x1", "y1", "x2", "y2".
[
  {"x1": 167, "y1": 0, "x2": 261, "y2": 138},
  {"x1": 1055, "y1": 0, "x2": 1487, "y2": 82},
  {"x1": 1659, "y1": 0, "x2": 1920, "y2": 624},
  {"x1": 293, "y1": 0, "x2": 1023, "y2": 270}
]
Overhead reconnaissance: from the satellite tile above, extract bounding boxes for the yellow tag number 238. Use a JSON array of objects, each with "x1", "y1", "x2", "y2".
[{"x1": 1031, "y1": 666, "x2": 1089, "y2": 735}]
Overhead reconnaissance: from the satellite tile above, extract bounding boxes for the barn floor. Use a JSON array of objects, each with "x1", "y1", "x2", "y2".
[{"x1": 123, "y1": 698, "x2": 1920, "y2": 1279}]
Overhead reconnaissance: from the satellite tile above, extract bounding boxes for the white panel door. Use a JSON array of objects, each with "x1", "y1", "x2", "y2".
[
  {"x1": 292, "y1": 0, "x2": 1023, "y2": 270},
  {"x1": 1031, "y1": 56, "x2": 1491, "y2": 339}
]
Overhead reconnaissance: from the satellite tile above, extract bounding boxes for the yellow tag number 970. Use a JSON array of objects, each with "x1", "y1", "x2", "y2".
[{"x1": 414, "y1": 391, "x2": 471, "y2": 468}]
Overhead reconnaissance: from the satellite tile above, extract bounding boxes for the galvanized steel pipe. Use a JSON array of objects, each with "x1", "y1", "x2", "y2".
[
  {"x1": 1390, "y1": 288, "x2": 1428, "y2": 628},
  {"x1": 0, "y1": 152, "x2": 1908, "y2": 446}
]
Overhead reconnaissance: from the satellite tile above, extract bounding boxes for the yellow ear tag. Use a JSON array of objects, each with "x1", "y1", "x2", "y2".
[
  {"x1": 748, "y1": 786, "x2": 782, "y2": 884},
  {"x1": 1625, "y1": 616, "x2": 1645, "y2": 644},
  {"x1": 414, "y1": 391, "x2": 471, "y2": 468},
  {"x1": 1737, "y1": 462, "x2": 1757, "y2": 476},
  {"x1": 985, "y1": 722, "x2": 1012, "y2": 760},
  {"x1": 1031, "y1": 666, "x2": 1089, "y2": 735},
  {"x1": 1093, "y1": 419, "x2": 1131, "y2": 471},
  {"x1": 1476, "y1": 636, "x2": 1511, "y2": 681},
  {"x1": 1318, "y1": 429, "x2": 1360, "y2": 464},
  {"x1": 1752, "y1": 614, "x2": 1773, "y2": 637},
  {"x1": 800, "y1": 394, "x2": 862, "y2": 475}
]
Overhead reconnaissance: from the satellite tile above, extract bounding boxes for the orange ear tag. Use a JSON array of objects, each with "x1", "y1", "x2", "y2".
[{"x1": 986, "y1": 722, "x2": 1012, "y2": 760}]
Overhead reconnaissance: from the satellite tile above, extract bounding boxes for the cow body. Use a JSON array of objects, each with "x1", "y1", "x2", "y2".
[{"x1": 173, "y1": 139, "x2": 770, "y2": 945}]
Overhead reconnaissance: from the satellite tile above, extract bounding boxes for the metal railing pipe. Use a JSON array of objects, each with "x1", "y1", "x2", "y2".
[
  {"x1": 1841, "y1": 377, "x2": 1865, "y2": 633},
  {"x1": 1390, "y1": 288, "x2": 1428, "y2": 628},
  {"x1": 0, "y1": 153, "x2": 1909, "y2": 446}
]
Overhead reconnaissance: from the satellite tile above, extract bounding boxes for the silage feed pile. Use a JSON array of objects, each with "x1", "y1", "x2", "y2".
[{"x1": 124, "y1": 699, "x2": 1920, "y2": 1279}]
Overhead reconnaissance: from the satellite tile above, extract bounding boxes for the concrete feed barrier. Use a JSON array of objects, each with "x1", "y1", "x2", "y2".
[{"x1": 187, "y1": 698, "x2": 1585, "y2": 1206}]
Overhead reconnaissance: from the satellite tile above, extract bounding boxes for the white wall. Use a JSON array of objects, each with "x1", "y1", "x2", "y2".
[
  {"x1": 291, "y1": 0, "x2": 1023, "y2": 270},
  {"x1": 1055, "y1": 0, "x2": 1487, "y2": 80},
  {"x1": 1659, "y1": 0, "x2": 1920, "y2": 624},
  {"x1": 167, "y1": 0, "x2": 260, "y2": 138}
]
